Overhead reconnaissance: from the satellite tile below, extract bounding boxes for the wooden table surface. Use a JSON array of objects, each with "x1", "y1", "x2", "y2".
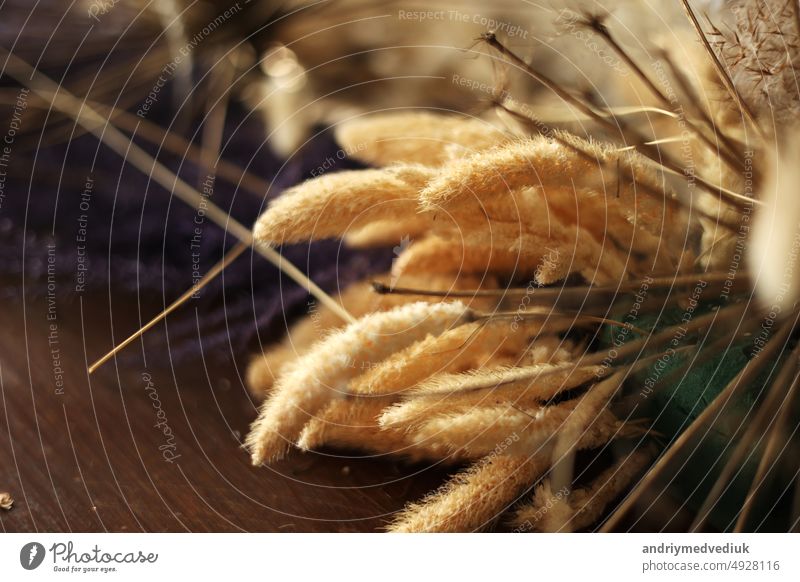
[{"x1": 0, "y1": 290, "x2": 451, "y2": 532}]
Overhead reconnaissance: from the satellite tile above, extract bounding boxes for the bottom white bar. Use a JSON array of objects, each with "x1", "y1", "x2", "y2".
[{"x1": 0, "y1": 533, "x2": 797, "y2": 581}]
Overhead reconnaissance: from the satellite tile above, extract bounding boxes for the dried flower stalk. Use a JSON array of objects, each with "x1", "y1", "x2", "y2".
[
  {"x1": 413, "y1": 406, "x2": 635, "y2": 459},
  {"x1": 409, "y1": 371, "x2": 635, "y2": 457},
  {"x1": 246, "y1": 301, "x2": 471, "y2": 464},
  {"x1": 335, "y1": 112, "x2": 509, "y2": 168},
  {"x1": 236, "y1": 8, "x2": 782, "y2": 525},
  {"x1": 296, "y1": 396, "x2": 390, "y2": 451},
  {"x1": 388, "y1": 454, "x2": 549, "y2": 532},
  {"x1": 349, "y1": 320, "x2": 544, "y2": 397},
  {"x1": 389, "y1": 235, "x2": 522, "y2": 278},
  {"x1": 344, "y1": 217, "x2": 433, "y2": 248},
  {"x1": 408, "y1": 362, "x2": 606, "y2": 399},
  {"x1": 254, "y1": 165, "x2": 433, "y2": 245}
]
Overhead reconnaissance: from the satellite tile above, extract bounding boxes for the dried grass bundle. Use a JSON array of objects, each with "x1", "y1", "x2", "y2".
[
  {"x1": 349, "y1": 322, "x2": 490, "y2": 397},
  {"x1": 296, "y1": 397, "x2": 390, "y2": 451},
  {"x1": 343, "y1": 218, "x2": 433, "y2": 249},
  {"x1": 17, "y1": 0, "x2": 796, "y2": 535},
  {"x1": 234, "y1": 0, "x2": 800, "y2": 532},
  {"x1": 246, "y1": 301, "x2": 470, "y2": 464},
  {"x1": 418, "y1": 136, "x2": 659, "y2": 213},
  {"x1": 379, "y1": 364, "x2": 605, "y2": 430},
  {"x1": 243, "y1": 105, "x2": 664, "y2": 527},
  {"x1": 411, "y1": 405, "x2": 634, "y2": 459},
  {"x1": 350, "y1": 319, "x2": 562, "y2": 397},
  {"x1": 455, "y1": 216, "x2": 631, "y2": 284},
  {"x1": 389, "y1": 234, "x2": 526, "y2": 278},
  {"x1": 296, "y1": 396, "x2": 471, "y2": 463}
]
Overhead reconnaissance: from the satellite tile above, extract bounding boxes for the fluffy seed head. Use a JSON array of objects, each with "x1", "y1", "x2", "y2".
[
  {"x1": 334, "y1": 111, "x2": 509, "y2": 168},
  {"x1": 246, "y1": 301, "x2": 470, "y2": 464},
  {"x1": 254, "y1": 164, "x2": 433, "y2": 245}
]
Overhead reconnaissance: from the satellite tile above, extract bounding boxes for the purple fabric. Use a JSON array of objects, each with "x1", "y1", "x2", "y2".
[{"x1": 0, "y1": 93, "x2": 391, "y2": 365}]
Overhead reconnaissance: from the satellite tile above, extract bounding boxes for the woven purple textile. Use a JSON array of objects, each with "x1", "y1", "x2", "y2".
[{"x1": 0, "y1": 94, "x2": 391, "y2": 365}]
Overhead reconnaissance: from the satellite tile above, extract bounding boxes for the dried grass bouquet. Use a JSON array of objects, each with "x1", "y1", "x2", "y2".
[
  {"x1": 6, "y1": 0, "x2": 798, "y2": 533},
  {"x1": 243, "y1": 1, "x2": 800, "y2": 532}
]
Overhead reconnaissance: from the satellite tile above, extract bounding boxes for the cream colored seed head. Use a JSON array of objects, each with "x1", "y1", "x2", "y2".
[
  {"x1": 410, "y1": 370, "x2": 634, "y2": 457},
  {"x1": 334, "y1": 111, "x2": 509, "y2": 168},
  {"x1": 253, "y1": 164, "x2": 433, "y2": 245},
  {"x1": 378, "y1": 364, "x2": 605, "y2": 436},
  {"x1": 349, "y1": 319, "x2": 544, "y2": 397},
  {"x1": 413, "y1": 405, "x2": 630, "y2": 459},
  {"x1": 418, "y1": 137, "x2": 602, "y2": 211},
  {"x1": 246, "y1": 300, "x2": 470, "y2": 465},
  {"x1": 343, "y1": 217, "x2": 433, "y2": 249},
  {"x1": 388, "y1": 454, "x2": 549, "y2": 532}
]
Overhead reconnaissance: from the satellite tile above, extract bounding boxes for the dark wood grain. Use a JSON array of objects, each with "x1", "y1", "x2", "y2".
[{"x1": 0, "y1": 290, "x2": 451, "y2": 532}]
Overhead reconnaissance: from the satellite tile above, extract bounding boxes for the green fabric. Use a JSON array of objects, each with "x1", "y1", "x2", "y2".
[{"x1": 600, "y1": 299, "x2": 793, "y2": 531}]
